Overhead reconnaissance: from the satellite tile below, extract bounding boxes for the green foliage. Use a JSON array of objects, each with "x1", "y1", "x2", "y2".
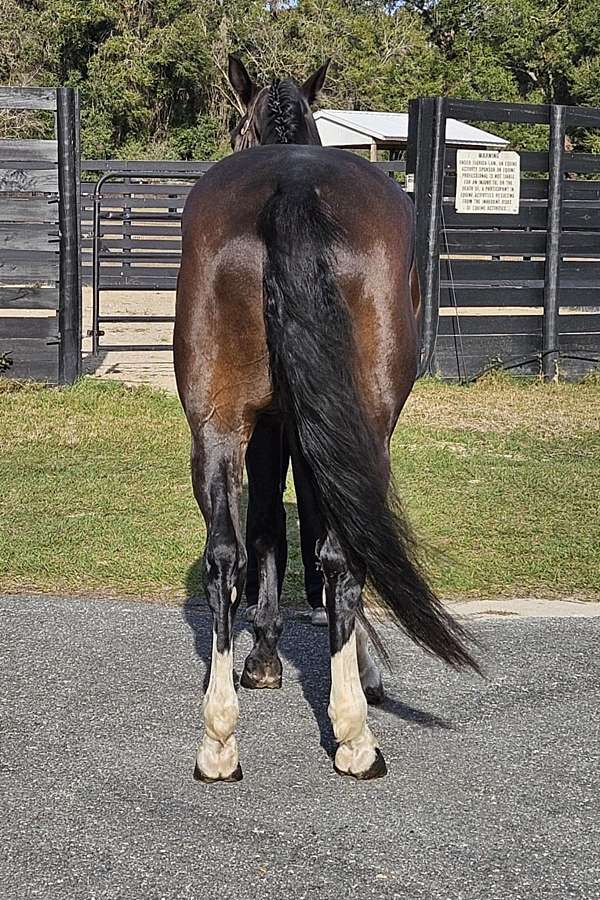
[{"x1": 2, "y1": 0, "x2": 600, "y2": 157}]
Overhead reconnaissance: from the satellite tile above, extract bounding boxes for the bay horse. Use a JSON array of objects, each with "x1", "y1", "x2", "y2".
[{"x1": 174, "y1": 56, "x2": 479, "y2": 783}]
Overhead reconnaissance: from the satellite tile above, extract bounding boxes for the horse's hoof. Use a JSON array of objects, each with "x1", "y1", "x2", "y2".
[
  {"x1": 240, "y1": 664, "x2": 282, "y2": 690},
  {"x1": 334, "y1": 748, "x2": 387, "y2": 781},
  {"x1": 193, "y1": 762, "x2": 243, "y2": 784}
]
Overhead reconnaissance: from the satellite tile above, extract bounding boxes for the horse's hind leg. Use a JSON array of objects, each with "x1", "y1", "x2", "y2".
[
  {"x1": 191, "y1": 425, "x2": 247, "y2": 784},
  {"x1": 320, "y1": 530, "x2": 386, "y2": 780},
  {"x1": 241, "y1": 417, "x2": 286, "y2": 690}
]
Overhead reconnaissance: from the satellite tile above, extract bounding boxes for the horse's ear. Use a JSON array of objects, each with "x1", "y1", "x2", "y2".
[
  {"x1": 301, "y1": 59, "x2": 331, "y2": 106},
  {"x1": 228, "y1": 54, "x2": 256, "y2": 108}
]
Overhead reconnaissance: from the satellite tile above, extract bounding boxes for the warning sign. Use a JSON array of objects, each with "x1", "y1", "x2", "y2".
[{"x1": 455, "y1": 150, "x2": 520, "y2": 214}]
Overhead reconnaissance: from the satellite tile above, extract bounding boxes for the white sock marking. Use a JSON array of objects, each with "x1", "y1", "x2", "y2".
[{"x1": 329, "y1": 629, "x2": 378, "y2": 774}]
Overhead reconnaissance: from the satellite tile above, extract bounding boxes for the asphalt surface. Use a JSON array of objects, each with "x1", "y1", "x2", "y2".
[{"x1": 1, "y1": 595, "x2": 599, "y2": 900}]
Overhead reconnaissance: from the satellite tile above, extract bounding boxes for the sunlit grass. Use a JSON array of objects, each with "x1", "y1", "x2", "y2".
[{"x1": 1, "y1": 374, "x2": 598, "y2": 602}]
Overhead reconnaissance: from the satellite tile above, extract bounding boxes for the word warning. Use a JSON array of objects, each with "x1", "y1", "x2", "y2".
[{"x1": 455, "y1": 150, "x2": 520, "y2": 214}]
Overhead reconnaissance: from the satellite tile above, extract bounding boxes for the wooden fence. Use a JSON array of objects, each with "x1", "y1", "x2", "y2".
[
  {"x1": 0, "y1": 87, "x2": 81, "y2": 382},
  {"x1": 408, "y1": 97, "x2": 600, "y2": 380}
]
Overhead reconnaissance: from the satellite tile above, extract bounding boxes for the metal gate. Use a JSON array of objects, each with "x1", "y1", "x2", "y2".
[{"x1": 82, "y1": 161, "x2": 213, "y2": 354}]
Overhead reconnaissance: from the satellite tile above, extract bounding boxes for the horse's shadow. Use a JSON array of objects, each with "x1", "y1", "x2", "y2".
[{"x1": 183, "y1": 541, "x2": 451, "y2": 762}]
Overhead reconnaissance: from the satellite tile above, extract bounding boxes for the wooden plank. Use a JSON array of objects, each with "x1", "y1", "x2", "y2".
[
  {"x1": 444, "y1": 98, "x2": 550, "y2": 125},
  {"x1": 563, "y1": 153, "x2": 600, "y2": 175},
  {"x1": 561, "y1": 232, "x2": 600, "y2": 256},
  {"x1": 441, "y1": 285, "x2": 543, "y2": 307},
  {"x1": 0, "y1": 140, "x2": 57, "y2": 162},
  {"x1": 444, "y1": 228, "x2": 600, "y2": 257},
  {"x1": 558, "y1": 313, "x2": 600, "y2": 333},
  {"x1": 0, "y1": 337, "x2": 58, "y2": 381},
  {"x1": 558, "y1": 288, "x2": 600, "y2": 307},
  {"x1": 563, "y1": 205, "x2": 600, "y2": 229},
  {"x1": 0, "y1": 286, "x2": 58, "y2": 309},
  {"x1": 445, "y1": 148, "x2": 550, "y2": 173},
  {"x1": 442, "y1": 203, "x2": 547, "y2": 229},
  {"x1": 81, "y1": 159, "x2": 214, "y2": 175},
  {"x1": 562, "y1": 261, "x2": 600, "y2": 283},
  {"x1": 443, "y1": 230, "x2": 547, "y2": 255},
  {"x1": 445, "y1": 176, "x2": 549, "y2": 201},
  {"x1": 559, "y1": 332, "x2": 600, "y2": 352},
  {"x1": 564, "y1": 181, "x2": 600, "y2": 201},
  {"x1": 0, "y1": 315, "x2": 58, "y2": 339},
  {"x1": 0, "y1": 197, "x2": 58, "y2": 224},
  {"x1": 564, "y1": 105, "x2": 600, "y2": 129},
  {"x1": 440, "y1": 259, "x2": 545, "y2": 282},
  {"x1": 0, "y1": 87, "x2": 56, "y2": 111},
  {"x1": 0, "y1": 223, "x2": 59, "y2": 252},
  {"x1": 433, "y1": 333, "x2": 541, "y2": 379},
  {"x1": 439, "y1": 314, "x2": 542, "y2": 336},
  {"x1": 0, "y1": 167, "x2": 58, "y2": 192},
  {"x1": 0, "y1": 251, "x2": 59, "y2": 282}
]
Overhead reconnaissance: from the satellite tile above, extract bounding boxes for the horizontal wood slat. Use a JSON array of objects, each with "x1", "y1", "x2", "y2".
[
  {"x1": 0, "y1": 250, "x2": 59, "y2": 282},
  {"x1": 439, "y1": 315, "x2": 542, "y2": 336},
  {"x1": 0, "y1": 198, "x2": 59, "y2": 224},
  {"x1": 444, "y1": 98, "x2": 551, "y2": 125},
  {"x1": 0, "y1": 167, "x2": 58, "y2": 192},
  {"x1": 440, "y1": 286, "x2": 543, "y2": 307},
  {"x1": 0, "y1": 338, "x2": 59, "y2": 380},
  {"x1": 0, "y1": 223, "x2": 59, "y2": 252},
  {"x1": 434, "y1": 333, "x2": 541, "y2": 378},
  {"x1": 0, "y1": 286, "x2": 59, "y2": 309},
  {"x1": 0, "y1": 139, "x2": 57, "y2": 163},
  {"x1": 441, "y1": 259, "x2": 545, "y2": 282},
  {"x1": 0, "y1": 87, "x2": 56, "y2": 110},
  {"x1": 0, "y1": 315, "x2": 58, "y2": 339},
  {"x1": 559, "y1": 332, "x2": 600, "y2": 352},
  {"x1": 558, "y1": 314, "x2": 600, "y2": 333}
]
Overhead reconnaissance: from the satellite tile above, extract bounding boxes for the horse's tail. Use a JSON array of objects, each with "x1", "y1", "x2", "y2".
[{"x1": 257, "y1": 178, "x2": 480, "y2": 672}]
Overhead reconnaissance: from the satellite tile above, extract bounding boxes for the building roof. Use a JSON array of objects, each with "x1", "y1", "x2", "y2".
[{"x1": 314, "y1": 109, "x2": 509, "y2": 149}]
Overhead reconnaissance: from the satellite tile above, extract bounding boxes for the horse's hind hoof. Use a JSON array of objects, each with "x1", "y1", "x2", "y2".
[
  {"x1": 334, "y1": 748, "x2": 387, "y2": 781},
  {"x1": 193, "y1": 762, "x2": 243, "y2": 784},
  {"x1": 240, "y1": 665, "x2": 282, "y2": 690},
  {"x1": 241, "y1": 655, "x2": 283, "y2": 690}
]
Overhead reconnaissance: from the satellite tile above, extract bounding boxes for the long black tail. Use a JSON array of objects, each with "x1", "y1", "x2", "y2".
[{"x1": 257, "y1": 178, "x2": 479, "y2": 673}]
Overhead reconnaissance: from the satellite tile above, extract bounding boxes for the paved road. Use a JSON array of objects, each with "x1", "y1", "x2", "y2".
[{"x1": 1, "y1": 595, "x2": 599, "y2": 900}]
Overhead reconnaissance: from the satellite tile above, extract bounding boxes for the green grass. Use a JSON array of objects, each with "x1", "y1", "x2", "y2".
[{"x1": 1, "y1": 374, "x2": 599, "y2": 602}]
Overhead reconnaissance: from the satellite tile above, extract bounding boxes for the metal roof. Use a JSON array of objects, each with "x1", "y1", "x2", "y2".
[{"x1": 314, "y1": 109, "x2": 509, "y2": 148}]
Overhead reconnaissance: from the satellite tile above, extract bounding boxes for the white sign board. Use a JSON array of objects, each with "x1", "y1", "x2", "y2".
[{"x1": 455, "y1": 150, "x2": 520, "y2": 214}]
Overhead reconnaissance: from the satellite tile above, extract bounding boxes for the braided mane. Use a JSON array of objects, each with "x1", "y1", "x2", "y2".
[{"x1": 264, "y1": 79, "x2": 301, "y2": 144}]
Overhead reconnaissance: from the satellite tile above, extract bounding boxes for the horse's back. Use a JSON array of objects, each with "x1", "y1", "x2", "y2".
[{"x1": 182, "y1": 145, "x2": 414, "y2": 257}]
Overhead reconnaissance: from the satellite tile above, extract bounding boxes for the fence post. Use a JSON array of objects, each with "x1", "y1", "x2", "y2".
[
  {"x1": 542, "y1": 104, "x2": 565, "y2": 381},
  {"x1": 412, "y1": 97, "x2": 446, "y2": 377},
  {"x1": 57, "y1": 86, "x2": 81, "y2": 384}
]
